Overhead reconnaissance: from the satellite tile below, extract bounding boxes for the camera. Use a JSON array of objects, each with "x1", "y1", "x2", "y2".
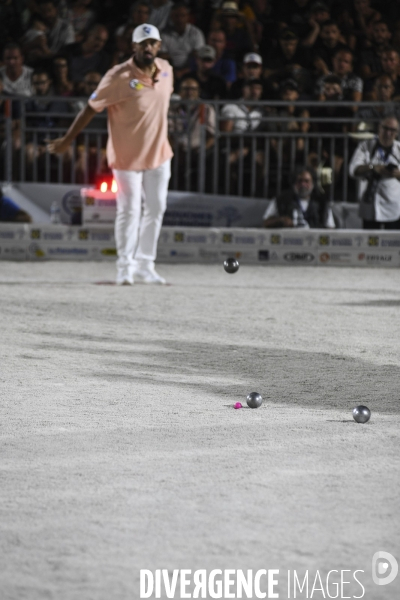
[{"x1": 385, "y1": 163, "x2": 397, "y2": 172}]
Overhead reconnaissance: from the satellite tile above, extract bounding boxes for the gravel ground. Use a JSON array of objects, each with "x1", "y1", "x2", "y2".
[{"x1": 0, "y1": 262, "x2": 399, "y2": 600}]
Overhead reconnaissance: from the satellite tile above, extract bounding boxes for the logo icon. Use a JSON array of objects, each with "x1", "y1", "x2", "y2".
[
  {"x1": 143, "y1": 26, "x2": 151, "y2": 34},
  {"x1": 129, "y1": 79, "x2": 143, "y2": 90},
  {"x1": 284, "y1": 252, "x2": 314, "y2": 262},
  {"x1": 372, "y1": 551, "x2": 398, "y2": 586}
]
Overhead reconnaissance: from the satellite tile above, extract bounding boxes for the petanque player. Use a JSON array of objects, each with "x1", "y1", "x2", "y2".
[{"x1": 47, "y1": 24, "x2": 173, "y2": 285}]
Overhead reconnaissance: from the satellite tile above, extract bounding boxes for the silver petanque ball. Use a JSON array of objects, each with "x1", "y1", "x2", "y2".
[
  {"x1": 223, "y1": 257, "x2": 239, "y2": 274},
  {"x1": 353, "y1": 405, "x2": 371, "y2": 423},
  {"x1": 246, "y1": 392, "x2": 263, "y2": 409}
]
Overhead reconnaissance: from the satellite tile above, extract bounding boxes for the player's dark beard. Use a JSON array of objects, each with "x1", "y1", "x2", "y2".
[{"x1": 141, "y1": 53, "x2": 154, "y2": 66}]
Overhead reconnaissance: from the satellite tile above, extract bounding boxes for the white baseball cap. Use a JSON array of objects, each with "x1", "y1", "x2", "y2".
[
  {"x1": 243, "y1": 53, "x2": 262, "y2": 65},
  {"x1": 132, "y1": 23, "x2": 161, "y2": 43}
]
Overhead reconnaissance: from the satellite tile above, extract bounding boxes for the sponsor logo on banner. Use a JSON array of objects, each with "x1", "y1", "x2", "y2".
[
  {"x1": 78, "y1": 230, "x2": 89, "y2": 240},
  {"x1": 258, "y1": 250, "x2": 270, "y2": 261},
  {"x1": 169, "y1": 249, "x2": 196, "y2": 258},
  {"x1": 160, "y1": 232, "x2": 170, "y2": 244},
  {"x1": 368, "y1": 236, "x2": 379, "y2": 247},
  {"x1": 0, "y1": 231, "x2": 15, "y2": 239},
  {"x1": 28, "y1": 243, "x2": 45, "y2": 257},
  {"x1": 101, "y1": 248, "x2": 117, "y2": 256},
  {"x1": 358, "y1": 253, "x2": 393, "y2": 262},
  {"x1": 85, "y1": 196, "x2": 95, "y2": 206},
  {"x1": 47, "y1": 247, "x2": 88, "y2": 255},
  {"x1": 319, "y1": 235, "x2": 330, "y2": 246},
  {"x1": 366, "y1": 254, "x2": 393, "y2": 263},
  {"x1": 234, "y1": 235, "x2": 256, "y2": 244},
  {"x1": 332, "y1": 238, "x2": 353, "y2": 246},
  {"x1": 199, "y1": 248, "x2": 219, "y2": 260},
  {"x1": 381, "y1": 239, "x2": 400, "y2": 247},
  {"x1": 284, "y1": 252, "x2": 314, "y2": 263},
  {"x1": 43, "y1": 232, "x2": 64, "y2": 240},
  {"x1": 31, "y1": 229, "x2": 41, "y2": 239},
  {"x1": 0, "y1": 246, "x2": 26, "y2": 257},
  {"x1": 217, "y1": 206, "x2": 241, "y2": 227},
  {"x1": 270, "y1": 234, "x2": 281, "y2": 244},
  {"x1": 174, "y1": 232, "x2": 185, "y2": 242},
  {"x1": 320, "y1": 252, "x2": 353, "y2": 264},
  {"x1": 186, "y1": 234, "x2": 207, "y2": 243},
  {"x1": 222, "y1": 233, "x2": 232, "y2": 243},
  {"x1": 283, "y1": 237, "x2": 303, "y2": 246},
  {"x1": 91, "y1": 232, "x2": 112, "y2": 241}
]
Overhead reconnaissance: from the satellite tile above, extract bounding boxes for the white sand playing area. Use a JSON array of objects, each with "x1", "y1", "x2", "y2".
[{"x1": 0, "y1": 262, "x2": 399, "y2": 600}]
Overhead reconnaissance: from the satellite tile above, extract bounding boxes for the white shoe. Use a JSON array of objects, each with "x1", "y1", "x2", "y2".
[
  {"x1": 116, "y1": 269, "x2": 134, "y2": 286},
  {"x1": 118, "y1": 279, "x2": 133, "y2": 286},
  {"x1": 133, "y1": 266, "x2": 166, "y2": 285}
]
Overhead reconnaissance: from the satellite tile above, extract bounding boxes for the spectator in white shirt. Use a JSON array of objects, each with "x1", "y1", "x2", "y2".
[
  {"x1": 159, "y1": 3, "x2": 205, "y2": 80},
  {"x1": 148, "y1": 0, "x2": 174, "y2": 32},
  {"x1": 0, "y1": 43, "x2": 34, "y2": 97}
]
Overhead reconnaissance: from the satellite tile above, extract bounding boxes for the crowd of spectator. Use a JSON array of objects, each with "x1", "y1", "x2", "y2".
[{"x1": 0, "y1": 0, "x2": 400, "y2": 193}]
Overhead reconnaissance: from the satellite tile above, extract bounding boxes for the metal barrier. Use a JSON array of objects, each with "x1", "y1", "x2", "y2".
[{"x1": 0, "y1": 95, "x2": 389, "y2": 200}]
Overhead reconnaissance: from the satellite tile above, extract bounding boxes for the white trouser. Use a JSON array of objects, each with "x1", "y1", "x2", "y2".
[{"x1": 112, "y1": 160, "x2": 171, "y2": 275}]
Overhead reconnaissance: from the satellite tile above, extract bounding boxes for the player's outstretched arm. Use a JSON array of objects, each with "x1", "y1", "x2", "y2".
[{"x1": 46, "y1": 104, "x2": 97, "y2": 154}]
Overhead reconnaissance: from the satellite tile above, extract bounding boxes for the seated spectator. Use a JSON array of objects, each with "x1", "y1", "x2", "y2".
[
  {"x1": 0, "y1": 0, "x2": 23, "y2": 55},
  {"x1": 114, "y1": 1, "x2": 150, "y2": 63},
  {"x1": 263, "y1": 166, "x2": 335, "y2": 228},
  {"x1": 267, "y1": 79, "x2": 310, "y2": 159},
  {"x1": 51, "y1": 56, "x2": 75, "y2": 96},
  {"x1": 111, "y1": 25, "x2": 135, "y2": 67},
  {"x1": 210, "y1": 1, "x2": 254, "y2": 62},
  {"x1": 168, "y1": 78, "x2": 216, "y2": 190},
  {"x1": 25, "y1": 69, "x2": 72, "y2": 175},
  {"x1": 207, "y1": 29, "x2": 237, "y2": 88},
  {"x1": 356, "y1": 75, "x2": 400, "y2": 133},
  {"x1": 159, "y1": 3, "x2": 205, "y2": 80},
  {"x1": 72, "y1": 71, "x2": 108, "y2": 183},
  {"x1": 301, "y1": 1, "x2": 332, "y2": 49},
  {"x1": 183, "y1": 45, "x2": 227, "y2": 100},
  {"x1": 381, "y1": 48, "x2": 400, "y2": 96},
  {"x1": 62, "y1": 24, "x2": 110, "y2": 87},
  {"x1": 359, "y1": 20, "x2": 392, "y2": 81},
  {"x1": 21, "y1": 18, "x2": 49, "y2": 65},
  {"x1": 221, "y1": 79, "x2": 264, "y2": 136},
  {"x1": 220, "y1": 79, "x2": 265, "y2": 189},
  {"x1": 343, "y1": 0, "x2": 381, "y2": 47},
  {"x1": 0, "y1": 44, "x2": 34, "y2": 97},
  {"x1": 313, "y1": 20, "x2": 349, "y2": 76},
  {"x1": 66, "y1": 0, "x2": 97, "y2": 43},
  {"x1": 229, "y1": 52, "x2": 264, "y2": 99},
  {"x1": 264, "y1": 29, "x2": 312, "y2": 80},
  {"x1": 349, "y1": 115, "x2": 400, "y2": 230},
  {"x1": 274, "y1": 0, "x2": 315, "y2": 41},
  {"x1": 310, "y1": 75, "x2": 353, "y2": 175},
  {"x1": 0, "y1": 72, "x2": 21, "y2": 157},
  {"x1": 0, "y1": 187, "x2": 32, "y2": 223},
  {"x1": 32, "y1": 0, "x2": 75, "y2": 62},
  {"x1": 315, "y1": 48, "x2": 363, "y2": 108},
  {"x1": 148, "y1": 0, "x2": 174, "y2": 32}
]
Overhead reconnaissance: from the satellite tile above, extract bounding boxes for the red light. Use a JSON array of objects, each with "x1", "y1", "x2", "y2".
[{"x1": 100, "y1": 181, "x2": 108, "y2": 192}]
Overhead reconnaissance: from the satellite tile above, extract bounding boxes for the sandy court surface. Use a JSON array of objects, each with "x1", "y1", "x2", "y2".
[{"x1": 0, "y1": 261, "x2": 399, "y2": 600}]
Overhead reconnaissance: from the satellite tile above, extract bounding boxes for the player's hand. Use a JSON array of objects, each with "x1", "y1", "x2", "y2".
[{"x1": 45, "y1": 136, "x2": 70, "y2": 154}]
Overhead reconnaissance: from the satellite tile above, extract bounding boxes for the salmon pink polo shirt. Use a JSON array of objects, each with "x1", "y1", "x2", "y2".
[{"x1": 88, "y1": 57, "x2": 173, "y2": 171}]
